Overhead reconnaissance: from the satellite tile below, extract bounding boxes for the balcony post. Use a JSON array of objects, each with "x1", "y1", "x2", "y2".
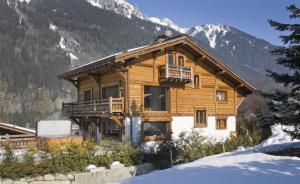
[
  {"x1": 93, "y1": 100, "x2": 96, "y2": 111},
  {"x1": 166, "y1": 62, "x2": 168, "y2": 78},
  {"x1": 109, "y1": 97, "x2": 113, "y2": 113},
  {"x1": 180, "y1": 67, "x2": 183, "y2": 80}
]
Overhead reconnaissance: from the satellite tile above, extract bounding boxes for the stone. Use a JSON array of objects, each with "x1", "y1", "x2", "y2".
[
  {"x1": 110, "y1": 161, "x2": 124, "y2": 169},
  {"x1": 1, "y1": 179, "x2": 13, "y2": 184},
  {"x1": 44, "y1": 174, "x2": 55, "y2": 181},
  {"x1": 85, "y1": 164, "x2": 97, "y2": 172},
  {"x1": 135, "y1": 163, "x2": 155, "y2": 176},
  {"x1": 31, "y1": 176, "x2": 44, "y2": 181},
  {"x1": 89, "y1": 167, "x2": 105, "y2": 173},
  {"x1": 30, "y1": 181, "x2": 70, "y2": 184},
  {"x1": 74, "y1": 172, "x2": 105, "y2": 184},
  {"x1": 55, "y1": 174, "x2": 68, "y2": 181},
  {"x1": 12, "y1": 181, "x2": 27, "y2": 184},
  {"x1": 66, "y1": 174, "x2": 75, "y2": 181}
]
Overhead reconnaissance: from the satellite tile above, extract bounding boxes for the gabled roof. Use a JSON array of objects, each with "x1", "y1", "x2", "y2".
[
  {"x1": 0, "y1": 122, "x2": 36, "y2": 135},
  {"x1": 58, "y1": 35, "x2": 255, "y2": 94}
]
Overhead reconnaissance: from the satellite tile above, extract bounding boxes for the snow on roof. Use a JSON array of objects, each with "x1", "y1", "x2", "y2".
[
  {"x1": 69, "y1": 44, "x2": 150, "y2": 72},
  {"x1": 0, "y1": 122, "x2": 36, "y2": 134}
]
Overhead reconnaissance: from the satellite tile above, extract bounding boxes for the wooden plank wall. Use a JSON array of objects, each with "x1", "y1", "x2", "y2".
[{"x1": 128, "y1": 47, "x2": 245, "y2": 116}]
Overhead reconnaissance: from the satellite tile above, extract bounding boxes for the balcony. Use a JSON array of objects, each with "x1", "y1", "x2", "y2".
[
  {"x1": 62, "y1": 97, "x2": 124, "y2": 117},
  {"x1": 160, "y1": 64, "x2": 192, "y2": 83}
]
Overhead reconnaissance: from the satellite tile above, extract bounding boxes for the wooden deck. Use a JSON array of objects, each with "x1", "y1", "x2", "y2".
[
  {"x1": 160, "y1": 64, "x2": 192, "y2": 83},
  {"x1": 62, "y1": 97, "x2": 125, "y2": 117}
]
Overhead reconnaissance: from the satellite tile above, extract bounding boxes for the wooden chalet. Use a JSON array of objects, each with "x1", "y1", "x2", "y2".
[{"x1": 58, "y1": 34, "x2": 254, "y2": 143}]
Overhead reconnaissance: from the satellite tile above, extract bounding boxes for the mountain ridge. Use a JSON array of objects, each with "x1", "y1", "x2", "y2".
[{"x1": 0, "y1": 0, "x2": 281, "y2": 127}]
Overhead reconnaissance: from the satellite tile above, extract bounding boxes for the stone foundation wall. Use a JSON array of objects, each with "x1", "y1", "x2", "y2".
[{"x1": 0, "y1": 163, "x2": 154, "y2": 184}]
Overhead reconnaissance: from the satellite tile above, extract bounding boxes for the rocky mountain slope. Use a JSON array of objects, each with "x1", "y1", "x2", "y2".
[{"x1": 0, "y1": 0, "x2": 283, "y2": 127}]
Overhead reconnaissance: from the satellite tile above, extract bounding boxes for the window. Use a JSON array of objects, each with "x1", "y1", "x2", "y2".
[
  {"x1": 144, "y1": 86, "x2": 168, "y2": 111},
  {"x1": 216, "y1": 91, "x2": 227, "y2": 101},
  {"x1": 143, "y1": 122, "x2": 169, "y2": 141},
  {"x1": 178, "y1": 56, "x2": 184, "y2": 66},
  {"x1": 102, "y1": 85, "x2": 119, "y2": 99},
  {"x1": 195, "y1": 109, "x2": 207, "y2": 128},
  {"x1": 216, "y1": 118, "x2": 227, "y2": 129},
  {"x1": 167, "y1": 54, "x2": 175, "y2": 65},
  {"x1": 83, "y1": 89, "x2": 92, "y2": 101},
  {"x1": 194, "y1": 75, "x2": 200, "y2": 88}
]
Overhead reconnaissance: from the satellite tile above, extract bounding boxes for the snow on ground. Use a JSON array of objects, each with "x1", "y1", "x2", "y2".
[{"x1": 117, "y1": 125, "x2": 300, "y2": 184}]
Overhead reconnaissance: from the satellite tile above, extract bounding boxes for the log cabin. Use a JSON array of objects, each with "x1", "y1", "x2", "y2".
[{"x1": 58, "y1": 33, "x2": 254, "y2": 145}]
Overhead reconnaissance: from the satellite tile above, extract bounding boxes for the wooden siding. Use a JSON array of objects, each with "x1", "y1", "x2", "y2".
[
  {"x1": 75, "y1": 46, "x2": 247, "y2": 117},
  {"x1": 78, "y1": 72, "x2": 123, "y2": 101},
  {"x1": 127, "y1": 47, "x2": 245, "y2": 117}
]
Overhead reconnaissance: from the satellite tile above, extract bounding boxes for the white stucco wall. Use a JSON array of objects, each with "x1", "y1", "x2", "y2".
[
  {"x1": 132, "y1": 116, "x2": 141, "y2": 143},
  {"x1": 37, "y1": 120, "x2": 72, "y2": 137},
  {"x1": 172, "y1": 116, "x2": 236, "y2": 141}
]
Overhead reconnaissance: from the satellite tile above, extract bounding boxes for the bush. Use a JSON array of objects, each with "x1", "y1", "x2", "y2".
[
  {"x1": 0, "y1": 141, "x2": 140, "y2": 179},
  {"x1": 154, "y1": 126, "x2": 266, "y2": 168},
  {"x1": 101, "y1": 141, "x2": 142, "y2": 166}
]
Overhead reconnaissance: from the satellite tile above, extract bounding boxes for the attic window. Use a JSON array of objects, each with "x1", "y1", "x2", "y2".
[
  {"x1": 178, "y1": 56, "x2": 184, "y2": 66},
  {"x1": 167, "y1": 54, "x2": 175, "y2": 65},
  {"x1": 216, "y1": 91, "x2": 227, "y2": 101}
]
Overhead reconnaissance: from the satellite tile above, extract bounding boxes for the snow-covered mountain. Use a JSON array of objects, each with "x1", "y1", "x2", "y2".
[{"x1": 0, "y1": 0, "x2": 282, "y2": 126}]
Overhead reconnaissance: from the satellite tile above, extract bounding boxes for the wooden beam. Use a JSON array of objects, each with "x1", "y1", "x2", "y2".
[{"x1": 216, "y1": 70, "x2": 226, "y2": 75}]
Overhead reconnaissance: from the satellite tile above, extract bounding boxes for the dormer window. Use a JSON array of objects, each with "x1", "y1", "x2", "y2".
[{"x1": 167, "y1": 54, "x2": 175, "y2": 65}]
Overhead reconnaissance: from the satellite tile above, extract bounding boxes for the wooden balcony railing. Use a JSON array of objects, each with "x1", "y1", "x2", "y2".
[
  {"x1": 0, "y1": 134, "x2": 37, "y2": 148},
  {"x1": 62, "y1": 97, "x2": 124, "y2": 116},
  {"x1": 160, "y1": 64, "x2": 192, "y2": 83}
]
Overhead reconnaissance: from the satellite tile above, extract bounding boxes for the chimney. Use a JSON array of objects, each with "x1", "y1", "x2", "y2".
[{"x1": 154, "y1": 29, "x2": 173, "y2": 43}]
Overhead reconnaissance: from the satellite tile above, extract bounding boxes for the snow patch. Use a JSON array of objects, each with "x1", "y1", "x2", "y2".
[
  {"x1": 260, "y1": 125, "x2": 299, "y2": 147},
  {"x1": 189, "y1": 24, "x2": 230, "y2": 48},
  {"x1": 59, "y1": 37, "x2": 67, "y2": 50},
  {"x1": 155, "y1": 26, "x2": 161, "y2": 32},
  {"x1": 147, "y1": 17, "x2": 188, "y2": 33},
  {"x1": 49, "y1": 23, "x2": 58, "y2": 31},
  {"x1": 69, "y1": 53, "x2": 78, "y2": 60},
  {"x1": 86, "y1": 0, "x2": 143, "y2": 19},
  {"x1": 85, "y1": 0, "x2": 188, "y2": 33},
  {"x1": 17, "y1": 0, "x2": 31, "y2": 3}
]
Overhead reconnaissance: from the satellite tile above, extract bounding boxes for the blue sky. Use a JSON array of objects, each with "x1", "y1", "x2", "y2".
[{"x1": 128, "y1": 0, "x2": 300, "y2": 45}]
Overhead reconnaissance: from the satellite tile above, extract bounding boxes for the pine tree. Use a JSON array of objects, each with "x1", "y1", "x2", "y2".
[{"x1": 263, "y1": 5, "x2": 300, "y2": 139}]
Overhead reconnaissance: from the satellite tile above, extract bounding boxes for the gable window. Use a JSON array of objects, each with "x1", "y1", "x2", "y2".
[
  {"x1": 216, "y1": 90, "x2": 227, "y2": 101},
  {"x1": 216, "y1": 117, "x2": 227, "y2": 130},
  {"x1": 195, "y1": 109, "x2": 207, "y2": 128},
  {"x1": 102, "y1": 85, "x2": 119, "y2": 99},
  {"x1": 83, "y1": 89, "x2": 92, "y2": 101},
  {"x1": 144, "y1": 86, "x2": 168, "y2": 111},
  {"x1": 143, "y1": 121, "x2": 169, "y2": 141},
  {"x1": 167, "y1": 54, "x2": 175, "y2": 66},
  {"x1": 194, "y1": 75, "x2": 200, "y2": 88},
  {"x1": 178, "y1": 55, "x2": 184, "y2": 67}
]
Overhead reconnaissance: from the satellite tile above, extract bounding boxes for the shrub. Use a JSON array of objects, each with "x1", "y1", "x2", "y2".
[
  {"x1": 101, "y1": 141, "x2": 142, "y2": 166},
  {"x1": 93, "y1": 155, "x2": 113, "y2": 168}
]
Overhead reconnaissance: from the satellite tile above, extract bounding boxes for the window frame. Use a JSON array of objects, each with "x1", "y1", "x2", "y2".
[
  {"x1": 216, "y1": 90, "x2": 227, "y2": 102},
  {"x1": 194, "y1": 108, "x2": 207, "y2": 128},
  {"x1": 100, "y1": 81, "x2": 120, "y2": 99},
  {"x1": 142, "y1": 121, "x2": 170, "y2": 142},
  {"x1": 83, "y1": 88, "x2": 93, "y2": 101},
  {"x1": 177, "y1": 55, "x2": 185, "y2": 67},
  {"x1": 216, "y1": 117, "x2": 228, "y2": 130},
  {"x1": 167, "y1": 53, "x2": 175, "y2": 66},
  {"x1": 194, "y1": 74, "x2": 200, "y2": 88},
  {"x1": 143, "y1": 85, "x2": 169, "y2": 112}
]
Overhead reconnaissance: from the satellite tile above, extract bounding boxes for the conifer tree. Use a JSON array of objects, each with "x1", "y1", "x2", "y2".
[{"x1": 264, "y1": 5, "x2": 300, "y2": 139}]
